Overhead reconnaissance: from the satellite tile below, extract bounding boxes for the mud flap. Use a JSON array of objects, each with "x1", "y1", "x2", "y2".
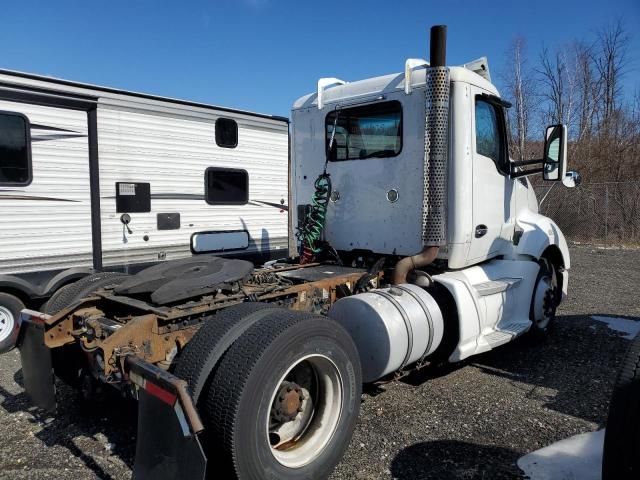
[
  {"x1": 126, "y1": 356, "x2": 207, "y2": 480},
  {"x1": 17, "y1": 310, "x2": 56, "y2": 412}
]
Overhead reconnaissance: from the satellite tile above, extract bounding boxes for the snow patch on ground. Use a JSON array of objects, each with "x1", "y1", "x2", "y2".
[
  {"x1": 591, "y1": 315, "x2": 640, "y2": 339},
  {"x1": 518, "y1": 429, "x2": 604, "y2": 480}
]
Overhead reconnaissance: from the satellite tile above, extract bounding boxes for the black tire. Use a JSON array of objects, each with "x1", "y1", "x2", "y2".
[
  {"x1": 43, "y1": 283, "x2": 76, "y2": 315},
  {"x1": 602, "y1": 333, "x2": 640, "y2": 479},
  {"x1": 44, "y1": 272, "x2": 128, "y2": 388},
  {"x1": 528, "y1": 258, "x2": 558, "y2": 340},
  {"x1": 44, "y1": 272, "x2": 129, "y2": 315},
  {"x1": 204, "y1": 309, "x2": 362, "y2": 480},
  {"x1": 0, "y1": 292, "x2": 25, "y2": 353},
  {"x1": 174, "y1": 302, "x2": 279, "y2": 402}
]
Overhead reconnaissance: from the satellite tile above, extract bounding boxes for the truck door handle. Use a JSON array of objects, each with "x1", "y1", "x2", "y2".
[{"x1": 475, "y1": 225, "x2": 488, "y2": 238}]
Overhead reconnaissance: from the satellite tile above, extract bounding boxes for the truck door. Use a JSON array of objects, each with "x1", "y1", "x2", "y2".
[
  {"x1": 467, "y1": 90, "x2": 515, "y2": 263},
  {"x1": 320, "y1": 96, "x2": 425, "y2": 256}
]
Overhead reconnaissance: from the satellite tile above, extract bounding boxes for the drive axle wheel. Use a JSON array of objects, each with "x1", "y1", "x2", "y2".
[
  {"x1": 205, "y1": 309, "x2": 362, "y2": 480},
  {"x1": 174, "y1": 302, "x2": 279, "y2": 403},
  {"x1": 0, "y1": 293, "x2": 25, "y2": 353},
  {"x1": 266, "y1": 355, "x2": 345, "y2": 469}
]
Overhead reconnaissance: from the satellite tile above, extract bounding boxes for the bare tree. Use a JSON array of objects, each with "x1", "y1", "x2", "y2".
[
  {"x1": 502, "y1": 37, "x2": 536, "y2": 160},
  {"x1": 574, "y1": 41, "x2": 601, "y2": 141},
  {"x1": 538, "y1": 46, "x2": 567, "y2": 126},
  {"x1": 594, "y1": 20, "x2": 628, "y2": 121},
  {"x1": 497, "y1": 21, "x2": 640, "y2": 243},
  {"x1": 501, "y1": 20, "x2": 637, "y2": 181}
]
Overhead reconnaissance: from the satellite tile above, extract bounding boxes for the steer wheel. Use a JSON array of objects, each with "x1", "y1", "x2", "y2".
[{"x1": 528, "y1": 258, "x2": 559, "y2": 340}]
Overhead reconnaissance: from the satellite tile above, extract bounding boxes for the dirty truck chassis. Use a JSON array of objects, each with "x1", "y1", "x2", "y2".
[
  {"x1": 17, "y1": 261, "x2": 372, "y2": 480},
  {"x1": 42, "y1": 263, "x2": 367, "y2": 376}
]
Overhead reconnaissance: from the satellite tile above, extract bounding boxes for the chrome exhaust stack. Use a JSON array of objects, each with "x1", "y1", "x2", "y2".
[
  {"x1": 394, "y1": 25, "x2": 450, "y2": 284},
  {"x1": 422, "y1": 25, "x2": 450, "y2": 248}
]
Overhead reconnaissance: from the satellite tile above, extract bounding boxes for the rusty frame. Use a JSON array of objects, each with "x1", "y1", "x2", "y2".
[{"x1": 41, "y1": 266, "x2": 375, "y2": 377}]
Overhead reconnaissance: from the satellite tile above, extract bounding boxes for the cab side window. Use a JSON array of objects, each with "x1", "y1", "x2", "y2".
[
  {"x1": 475, "y1": 97, "x2": 508, "y2": 174},
  {"x1": 326, "y1": 101, "x2": 402, "y2": 161}
]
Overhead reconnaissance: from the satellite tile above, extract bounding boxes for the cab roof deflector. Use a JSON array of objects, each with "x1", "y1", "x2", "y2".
[{"x1": 461, "y1": 57, "x2": 491, "y2": 82}]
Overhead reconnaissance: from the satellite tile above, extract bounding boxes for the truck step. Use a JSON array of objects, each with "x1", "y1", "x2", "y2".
[
  {"x1": 473, "y1": 278, "x2": 522, "y2": 296},
  {"x1": 484, "y1": 321, "x2": 530, "y2": 348}
]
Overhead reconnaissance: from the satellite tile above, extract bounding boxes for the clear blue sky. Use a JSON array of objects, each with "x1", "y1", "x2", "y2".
[{"x1": 1, "y1": 0, "x2": 638, "y2": 117}]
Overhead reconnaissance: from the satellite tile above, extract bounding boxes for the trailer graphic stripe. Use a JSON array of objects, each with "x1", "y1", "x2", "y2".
[
  {"x1": 29, "y1": 123, "x2": 88, "y2": 142},
  {"x1": 30, "y1": 123, "x2": 82, "y2": 132},
  {"x1": 251, "y1": 200, "x2": 288, "y2": 211},
  {"x1": 0, "y1": 194, "x2": 79, "y2": 202},
  {"x1": 102, "y1": 193, "x2": 288, "y2": 210},
  {"x1": 32, "y1": 134, "x2": 87, "y2": 142}
]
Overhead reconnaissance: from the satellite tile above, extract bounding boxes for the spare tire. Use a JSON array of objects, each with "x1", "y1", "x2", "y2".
[
  {"x1": 602, "y1": 332, "x2": 640, "y2": 479},
  {"x1": 204, "y1": 309, "x2": 362, "y2": 480},
  {"x1": 44, "y1": 272, "x2": 129, "y2": 315}
]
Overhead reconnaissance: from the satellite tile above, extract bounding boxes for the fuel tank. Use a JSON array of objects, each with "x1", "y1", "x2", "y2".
[{"x1": 328, "y1": 284, "x2": 444, "y2": 382}]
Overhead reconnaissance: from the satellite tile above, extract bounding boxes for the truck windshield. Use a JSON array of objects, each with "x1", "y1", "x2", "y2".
[{"x1": 326, "y1": 100, "x2": 402, "y2": 161}]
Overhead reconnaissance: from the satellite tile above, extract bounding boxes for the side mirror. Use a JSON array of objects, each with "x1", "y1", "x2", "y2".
[
  {"x1": 543, "y1": 124, "x2": 567, "y2": 181},
  {"x1": 562, "y1": 170, "x2": 582, "y2": 188}
]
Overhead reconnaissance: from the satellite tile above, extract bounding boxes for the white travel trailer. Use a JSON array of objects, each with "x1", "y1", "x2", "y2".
[{"x1": 0, "y1": 70, "x2": 289, "y2": 352}]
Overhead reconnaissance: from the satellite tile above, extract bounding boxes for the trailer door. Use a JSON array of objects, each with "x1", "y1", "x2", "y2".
[{"x1": 0, "y1": 101, "x2": 93, "y2": 275}]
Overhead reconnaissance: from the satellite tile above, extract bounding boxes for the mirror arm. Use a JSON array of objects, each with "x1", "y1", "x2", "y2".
[
  {"x1": 511, "y1": 167, "x2": 544, "y2": 179},
  {"x1": 512, "y1": 158, "x2": 544, "y2": 167}
]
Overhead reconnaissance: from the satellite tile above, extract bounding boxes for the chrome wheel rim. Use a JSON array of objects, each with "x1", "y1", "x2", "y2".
[
  {"x1": 266, "y1": 354, "x2": 344, "y2": 468},
  {"x1": 0, "y1": 306, "x2": 15, "y2": 343}
]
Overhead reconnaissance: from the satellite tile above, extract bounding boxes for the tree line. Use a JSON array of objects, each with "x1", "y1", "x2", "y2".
[{"x1": 499, "y1": 20, "x2": 639, "y2": 183}]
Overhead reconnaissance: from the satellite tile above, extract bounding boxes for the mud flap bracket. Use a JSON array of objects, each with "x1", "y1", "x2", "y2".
[{"x1": 125, "y1": 356, "x2": 207, "y2": 480}]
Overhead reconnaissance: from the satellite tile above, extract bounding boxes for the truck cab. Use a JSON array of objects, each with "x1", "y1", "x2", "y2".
[
  {"x1": 291, "y1": 27, "x2": 579, "y2": 368},
  {"x1": 292, "y1": 64, "x2": 570, "y2": 271}
]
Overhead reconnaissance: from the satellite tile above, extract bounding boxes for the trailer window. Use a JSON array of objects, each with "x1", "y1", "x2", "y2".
[
  {"x1": 0, "y1": 112, "x2": 31, "y2": 186},
  {"x1": 475, "y1": 97, "x2": 508, "y2": 174},
  {"x1": 205, "y1": 167, "x2": 248, "y2": 205},
  {"x1": 215, "y1": 118, "x2": 238, "y2": 148},
  {"x1": 326, "y1": 101, "x2": 402, "y2": 161}
]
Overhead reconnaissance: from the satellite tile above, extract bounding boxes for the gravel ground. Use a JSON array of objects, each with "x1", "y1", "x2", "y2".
[{"x1": 0, "y1": 245, "x2": 638, "y2": 480}]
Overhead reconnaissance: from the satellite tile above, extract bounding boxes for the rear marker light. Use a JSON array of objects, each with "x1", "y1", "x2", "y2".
[{"x1": 145, "y1": 381, "x2": 177, "y2": 406}]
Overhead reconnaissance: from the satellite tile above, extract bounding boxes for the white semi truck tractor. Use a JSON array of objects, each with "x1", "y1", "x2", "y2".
[{"x1": 9, "y1": 25, "x2": 579, "y2": 480}]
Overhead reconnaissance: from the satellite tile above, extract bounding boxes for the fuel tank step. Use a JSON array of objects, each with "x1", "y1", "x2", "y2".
[
  {"x1": 473, "y1": 278, "x2": 522, "y2": 296},
  {"x1": 484, "y1": 321, "x2": 531, "y2": 348}
]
